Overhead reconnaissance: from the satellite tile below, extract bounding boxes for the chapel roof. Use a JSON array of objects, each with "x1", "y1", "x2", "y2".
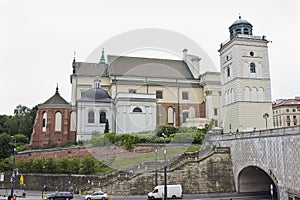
[
  {"x1": 79, "y1": 77, "x2": 113, "y2": 103},
  {"x1": 80, "y1": 88, "x2": 112, "y2": 103},
  {"x1": 41, "y1": 86, "x2": 70, "y2": 106}
]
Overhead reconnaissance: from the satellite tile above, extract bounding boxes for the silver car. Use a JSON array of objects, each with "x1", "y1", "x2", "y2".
[{"x1": 84, "y1": 191, "x2": 109, "y2": 200}]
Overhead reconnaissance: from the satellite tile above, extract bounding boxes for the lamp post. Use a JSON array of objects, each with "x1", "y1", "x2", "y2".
[
  {"x1": 155, "y1": 149, "x2": 158, "y2": 187},
  {"x1": 10, "y1": 136, "x2": 16, "y2": 199},
  {"x1": 263, "y1": 113, "x2": 269, "y2": 129},
  {"x1": 42, "y1": 166, "x2": 46, "y2": 199},
  {"x1": 162, "y1": 133, "x2": 167, "y2": 200}
]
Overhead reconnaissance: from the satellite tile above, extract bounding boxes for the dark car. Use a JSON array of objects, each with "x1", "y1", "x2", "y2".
[{"x1": 46, "y1": 192, "x2": 73, "y2": 200}]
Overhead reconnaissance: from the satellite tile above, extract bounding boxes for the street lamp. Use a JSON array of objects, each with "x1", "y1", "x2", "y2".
[
  {"x1": 263, "y1": 113, "x2": 269, "y2": 129},
  {"x1": 161, "y1": 133, "x2": 167, "y2": 200}
]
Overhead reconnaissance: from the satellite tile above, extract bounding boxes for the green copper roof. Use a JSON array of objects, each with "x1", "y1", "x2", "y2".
[{"x1": 232, "y1": 16, "x2": 252, "y2": 26}]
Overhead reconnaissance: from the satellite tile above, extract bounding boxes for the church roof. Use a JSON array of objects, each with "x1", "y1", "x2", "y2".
[
  {"x1": 40, "y1": 86, "x2": 70, "y2": 107},
  {"x1": 73, "y1": 62, "x2": 108, "y2": 76},
  {"x1": 107, "y1": 55, "x2": 194, "y2": 79}
]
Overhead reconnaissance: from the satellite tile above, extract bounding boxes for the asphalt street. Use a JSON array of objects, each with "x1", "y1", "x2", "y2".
[{"x1": 0, "y1": 190, "x2": 274, "y2": 200}]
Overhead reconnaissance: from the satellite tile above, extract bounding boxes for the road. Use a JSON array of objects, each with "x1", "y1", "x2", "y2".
[{"x1": 1, "y1": 190, "x2": 274, "y2": 200}]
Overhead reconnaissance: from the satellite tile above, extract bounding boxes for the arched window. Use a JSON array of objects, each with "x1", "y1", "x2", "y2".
[
  {"x1": 70, "y1": 111, "x2": 76, "y2": 131},
  {"x1": 182, "y1": 112, "x2": 189, "y2": 123},
  {"x1": 55, "y1": 112, "x2": 62, "y2": 131},
  {"x1": 88, "y1": 111, "x2": 95, "y2": 123},
  {"x1": 167, "y1": 107, "x2": 174, "y2": 124},
  {"x1": 133, "y1": 107, "x2": 142, "y2": 112},
  {"x1": 244, "y1": 28, "x2": 249, "y2": 35},
  {"x1": 236, "y1": 28, "x2": 241, "y2": 34},
  {"x1": 42, "y1": 112, "x2": 47, "y2": 132},
  {"x1": 250, "y1": 62, "x2": 256, "y2": 73},
  {"x1": 227, "y1": 67, "x2": 231, "y2": 77},
  {"x1": 100, "y1": 112, "x2": 106, "y2": 124},
  {"x1": 251, "y1": 87, "x2": 258, "y2": 101},
  {"x1": 245, "y1": 87, "x2": 251, "y2": 101},
  {"x1": 258, "y1": 88, "x2": 264, "y2": 101},
  {"x1": 189, "y1": 107, "x2": 195, "y2": 118},
  {"x1": 231, "y1": 89, "x2": 234, "y2": 103}
]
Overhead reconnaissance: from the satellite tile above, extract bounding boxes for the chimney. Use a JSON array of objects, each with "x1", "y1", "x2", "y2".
[
  {"x1": 192, "y1": 56, "x2": 201, "y2": 73},
  {"x1": 182, "y1": 49, "x2": 188, "y2": 58}
]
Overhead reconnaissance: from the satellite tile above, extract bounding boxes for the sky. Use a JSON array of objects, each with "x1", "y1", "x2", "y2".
[{"x1": 0, "y1": 0, "x2": 299, "y2": 115}]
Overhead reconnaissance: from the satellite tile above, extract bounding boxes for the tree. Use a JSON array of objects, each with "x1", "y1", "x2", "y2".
[
  {"x1": 0, "y1": 115, "x2": 9, "y2": 133},
  {"x1": 4, "y1": 105, "x2": 37, "y2": 139},
  {"x1": 104, "y1": 119, "x2": 110, "y2": 133},
  {"x1": 0, "y1": 133, "x2": 13, "y2": 159}
]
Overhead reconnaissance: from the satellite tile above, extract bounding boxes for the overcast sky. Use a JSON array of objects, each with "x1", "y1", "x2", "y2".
[{"x1": 0, "y1": 0, "x2": 299, "y2": 115}]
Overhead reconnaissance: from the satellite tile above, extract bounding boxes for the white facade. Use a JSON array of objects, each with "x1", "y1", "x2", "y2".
[
  {"x1": 219, "y1": 17, "x2": 273, "y2": 133},
  {"x1": 77, "y1": 101, "x2": 114, "y2": 140},
  {"x1": 115, "y1": 93, "x2": 157, "y2": 134},
  {"x1": 200, "y1": 71, "x2": 221, "y2": 127}
]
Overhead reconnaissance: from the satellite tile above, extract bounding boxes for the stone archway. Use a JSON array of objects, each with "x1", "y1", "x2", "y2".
[{"x1": 238, "y1": 166, "x2": 277, "y2": 197}]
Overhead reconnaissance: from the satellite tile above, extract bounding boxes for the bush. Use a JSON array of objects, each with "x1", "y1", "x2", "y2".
[
  {"x1": 105, "y1": 132, "x2": 116, "y2": 144},
  {"x1": 193, "y1": 129, "x2": 206, "y2": 144},
  {"x1": 119, "y1": 134, "x2": 138, "y2": 150},
  {"x1": 16, "y1": 156, "x2": 112, "y2": 175},
  {"x1": 155, "y1": 124, "x2": 178, "y2": 137}
]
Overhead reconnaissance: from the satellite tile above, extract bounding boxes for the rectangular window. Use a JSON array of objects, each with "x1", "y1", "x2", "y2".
[
  {"x1": 81, "y1": 91, "x2": 86, "y2": 98},
  {"x1": 293, "y1": 108, "x2": 296, "y2": 112},
  {"x1": 156, "y1": 91, "x2": 163, "y2": 99},
  {"x1": 286, "y1": 109, "x2": 290, "y2": 112},
  {"x1": 214, "y1": 108, "x2": 218, "y2": 116},
  {"x1": 182, "y1": 92, "x2": 189, "y2": 100}
]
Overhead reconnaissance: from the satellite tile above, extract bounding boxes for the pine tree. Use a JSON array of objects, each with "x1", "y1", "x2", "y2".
[{"x1": 104, "y1": 119, "x2": 110, "y2": 133}]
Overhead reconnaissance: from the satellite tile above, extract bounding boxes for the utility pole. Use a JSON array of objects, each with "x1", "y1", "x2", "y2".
[
  {"x1": 162, "y1": 133, "x2": 167, "y2": 200},
  {"x1": 10, "y1": 137, "x2": 16, "y2": 199}
]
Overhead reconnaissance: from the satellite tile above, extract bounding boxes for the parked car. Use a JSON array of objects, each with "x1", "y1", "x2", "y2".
[
  {"x1": 84, "y1": 191, "x2": 109, "y2": 200},
  {"x1": 46, "y1": 192, "x2": 73, "y2": 200}
]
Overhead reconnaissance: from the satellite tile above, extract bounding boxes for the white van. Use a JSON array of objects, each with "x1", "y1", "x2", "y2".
[{"x1": 147, "y1": 184, "x2": 183, "y2": 199}]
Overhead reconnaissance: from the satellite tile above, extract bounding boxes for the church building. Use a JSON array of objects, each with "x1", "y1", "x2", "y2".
[
  {"x1": 71, "y1": 49, "x2": 217, "y2": 140},
  {"x1": 29, "y1": 16, "x2": 274, "y2": 148}
]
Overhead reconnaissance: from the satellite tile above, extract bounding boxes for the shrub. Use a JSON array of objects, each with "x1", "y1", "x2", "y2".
[
  {"x1": 105, "y1": 132, "x2": 116, "y2": 144},
  {"x1": 119, "y1": 134, "x2": 138, "y2": 150}
]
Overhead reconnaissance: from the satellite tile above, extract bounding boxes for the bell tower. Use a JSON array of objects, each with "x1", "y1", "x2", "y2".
[{"x1": 219, "y1": 16, "x2": 273, "y2": 133}]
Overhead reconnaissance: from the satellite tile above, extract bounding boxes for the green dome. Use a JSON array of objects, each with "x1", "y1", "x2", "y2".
[
  {"x1": 233, "y1": 18, "x2": 251, "y2": 25},
  {"x1": 230, "y1": 16, "x2": 252, "y2": 28}
]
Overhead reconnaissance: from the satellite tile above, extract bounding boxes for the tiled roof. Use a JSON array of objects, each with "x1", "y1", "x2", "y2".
[
  {"x1": 107, "y1": 55, "x2": 193, "y2": 79},
  {"x1": 42, "y1": 93, "x2": 69, "y2": 105},
  {"x1": 79, "y1": 88, "x2": 112, "y2": 103},
  {"x1": 75, "y1": 62, "x2": 108, "y2": 76},
  {"x1": 273, "y1": 99, "x2": 300, "y2": 108},
  {"x1": 41, "y1": 87, "x2": 70, "y2": 106}
]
